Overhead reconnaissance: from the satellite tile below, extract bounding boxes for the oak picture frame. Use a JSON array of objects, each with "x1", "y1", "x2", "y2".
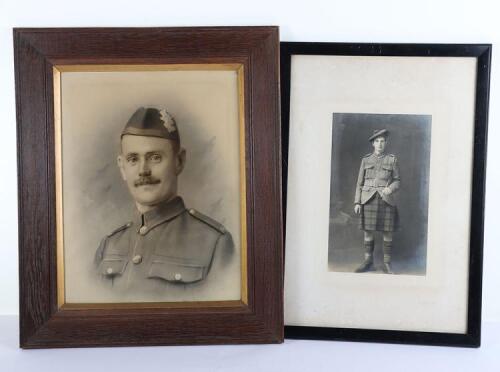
[{"x1": 15, "y1": 27, "x2": 283, "y2": 348}]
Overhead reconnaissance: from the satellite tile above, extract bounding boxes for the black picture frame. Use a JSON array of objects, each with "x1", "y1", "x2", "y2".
[{"x1": 281, "y1": 42, "x2": 491, "y2": 348}]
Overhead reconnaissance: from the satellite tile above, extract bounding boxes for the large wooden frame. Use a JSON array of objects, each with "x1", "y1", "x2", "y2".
[{"x1": 14, "y1": 27, "x2": 283, "y2": 348}]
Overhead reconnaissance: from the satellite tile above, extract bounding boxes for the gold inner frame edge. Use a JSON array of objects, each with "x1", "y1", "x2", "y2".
[{"x1": 54, "y1": 63, "x2": 248, "y2": 310}]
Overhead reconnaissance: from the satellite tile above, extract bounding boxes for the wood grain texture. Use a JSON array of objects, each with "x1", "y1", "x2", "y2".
[{"x1": 14, "y1": 27, "x2": 283, "y2": 348}]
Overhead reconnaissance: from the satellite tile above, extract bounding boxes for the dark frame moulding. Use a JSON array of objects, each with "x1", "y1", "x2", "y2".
[
  {"x1": 14, "y1": 27, "x2": 283, "y2": 349},
  {"x1": 280, "y1": 41, "x2": 491, "y2": 348}
]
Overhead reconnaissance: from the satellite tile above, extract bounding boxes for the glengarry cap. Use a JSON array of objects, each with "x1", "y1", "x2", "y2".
[{"x1": 121, "y1": 107, "x2": 180, "y2": 143}]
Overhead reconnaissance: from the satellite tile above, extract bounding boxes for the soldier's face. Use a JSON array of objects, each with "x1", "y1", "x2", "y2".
[
  {"x1": 372, "y1": 137, "x2": 387, "y2": 153},
  {"x1": 118, "y1": 135, "x2": 186, "y2": 207}
]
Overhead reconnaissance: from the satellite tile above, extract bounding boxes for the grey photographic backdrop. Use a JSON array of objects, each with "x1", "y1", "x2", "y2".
[{"x1": 328, "y1": 113, "x2": 431, "y2": 275}]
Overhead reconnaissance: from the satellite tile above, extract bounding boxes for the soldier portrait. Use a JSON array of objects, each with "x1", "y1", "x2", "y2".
[
  {"x1": 58, "y1": 67, "x2": 244, "y2": 304},
  {"x1": 94, "y1": 107, "x2": 234, "y2": 292},
  {"x1": 284, "y1": 53, "x2": 481, "y2": 337},
  {"x1": 353, "y1": 129, "x2": 400, "y2": 274},
  {"x1": 328, "y1": 113, "x2": 431, "y2": 276}
]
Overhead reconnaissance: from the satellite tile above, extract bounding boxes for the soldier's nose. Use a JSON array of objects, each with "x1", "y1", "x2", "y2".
[
  {"x1": 138, "y1": 159, "x2": 151, "y2": 175},
  {"x1": 139, "y1": 169, "x2": 152, "y2": 177},
  {"x1": 139, "y1": 161, "x2": 151, "y2": 176}
]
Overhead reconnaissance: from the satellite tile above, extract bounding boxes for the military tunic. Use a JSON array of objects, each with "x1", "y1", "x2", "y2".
[
  {"x1": 354, "y1": 152, "x2": 401, "y2": 231},
  {"x1": 94, "y1": 196, "x2": 234, "y2": 294}
]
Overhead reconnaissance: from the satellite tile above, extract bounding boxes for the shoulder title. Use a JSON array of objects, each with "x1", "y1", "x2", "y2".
[
  {"x1": 363, "y1": 153, "x2": 372, "y2": 158},
  {"x1": 188, "y1": 209, "x2": 226, "y2": 234},
  {"x1": 107, "y1": 222, "x2": 132, "y2": 237}
]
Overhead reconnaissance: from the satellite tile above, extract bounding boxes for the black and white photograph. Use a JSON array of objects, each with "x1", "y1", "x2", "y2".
[
  {"x1": 328, "y1": 113, "x2": 431, "y2": 276},
  {"x1": 56, "y1": 66, "x2": 245, "y2": 304},
  {"x1": 283, "y1": 45, "x2": 489, "y2": 345}
]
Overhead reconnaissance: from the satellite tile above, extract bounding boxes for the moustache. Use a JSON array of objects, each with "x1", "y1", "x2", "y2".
[{"x1": 134, "y1": 176, "x2": 161, "y2": 187}]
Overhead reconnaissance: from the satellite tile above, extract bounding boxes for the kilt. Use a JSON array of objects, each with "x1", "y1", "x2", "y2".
[{"x1": 359, "y1": 193, "x2": 399, "y2": 232}]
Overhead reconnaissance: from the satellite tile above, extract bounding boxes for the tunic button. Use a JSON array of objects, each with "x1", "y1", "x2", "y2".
[
  {"x1": 139, "y1": 226, "x2": 148, "y2": 235},
  {"x1": 106, "y1": 267, "x2": 113, "y2": 275},
  {"x1": 132, "y1": 255, "x2": 142, "y2": 264},
  {"x1": 174, "y1": 273, "x2": 182, "y2": 281}
]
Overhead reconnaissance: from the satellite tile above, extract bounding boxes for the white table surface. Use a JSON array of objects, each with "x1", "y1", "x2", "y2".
[{"x1": 1, "y1": 316, "x2": 499, "y2": 372}]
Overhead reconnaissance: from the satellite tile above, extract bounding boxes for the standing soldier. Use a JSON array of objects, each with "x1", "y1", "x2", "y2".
[{"x1": 354, "y1": 129, "x2": 400, "y2": 274}]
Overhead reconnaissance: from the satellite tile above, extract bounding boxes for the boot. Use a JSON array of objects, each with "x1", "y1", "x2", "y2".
[
  {"x1": 382, "y1": 240, "x2": 394, "y2": 274},
  {"x1": 355, "y1": 240, "x2": 374, "y2": 273}
]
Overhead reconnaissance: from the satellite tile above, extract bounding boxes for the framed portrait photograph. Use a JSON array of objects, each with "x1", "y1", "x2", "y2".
[
  {"x1": 281, "y1": 42, "x2": 491, "y2": 347},
  {"x1": 15, "y1": 27, "x2": 283, "y2": 348}
]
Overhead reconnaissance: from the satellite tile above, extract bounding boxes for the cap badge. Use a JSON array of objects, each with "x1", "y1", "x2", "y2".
[{"x1": 159, "y1": 109, "x2": 177, "y2": 133}]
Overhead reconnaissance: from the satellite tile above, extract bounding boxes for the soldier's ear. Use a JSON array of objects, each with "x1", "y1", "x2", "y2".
[
  {"x1": 117, "y1": 155, "x2": 127, "y2": 181},
  {"x1": 175, "y1": 148, "x2": 186, "y2": 175}
]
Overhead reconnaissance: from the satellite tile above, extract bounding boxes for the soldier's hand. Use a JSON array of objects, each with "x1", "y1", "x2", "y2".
[
  {"x1": 382, "y1": 187, "x2": 392, "y2": 196},
  {"x1": 354, "y1": 204, "x2": 361, "y2": 214}
]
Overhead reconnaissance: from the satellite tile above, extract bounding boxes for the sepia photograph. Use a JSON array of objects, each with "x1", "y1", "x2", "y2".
[
  {"x1": 15, "y1": 26, "x2": 283, "y2": 348},
  {"x1": 56, "y1": 66, "x2": 245, "y2": 304},
  {"x1": 328, "y1": 113, "x2": 431, "y2": 275}
]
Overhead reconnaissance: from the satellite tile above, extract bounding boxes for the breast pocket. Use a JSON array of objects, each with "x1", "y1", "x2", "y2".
[
  {"x1": 99, "y1": 258, "x2": 128, "y2": 277},
  {"x1": 148, "y1": 258, "x2": 205, "y2": 284},
  {"x1": 381, "y1": 164, "x2": 393, "y2": 180},
  {"x1": 364, "y1": 163, "x2": 375, "y2": 179}
]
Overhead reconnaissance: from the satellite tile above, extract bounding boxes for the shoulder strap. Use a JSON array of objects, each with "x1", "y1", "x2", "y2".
[
  {"x1": 187, "y1": 209, "x2": 226, "y2": 234},
  {"x1": 107, "y1": 222, "x2": 132, "y2": 237}
]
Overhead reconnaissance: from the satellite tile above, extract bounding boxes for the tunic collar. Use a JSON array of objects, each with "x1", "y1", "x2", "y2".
[
  {"x1": 133, "y1": 196, "x2": 186, "y2": 233},
  {"x1": 372, "y1": 151, "x2": 386, "y2": 159}
]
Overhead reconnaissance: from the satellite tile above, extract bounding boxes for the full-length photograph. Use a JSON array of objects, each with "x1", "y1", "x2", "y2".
[
  {"x1": 281, "y1": 42, "x2": 490, "y2": 347},
  {"x1": 328, "y1": 113, "x2": 431, "y2": 276}
]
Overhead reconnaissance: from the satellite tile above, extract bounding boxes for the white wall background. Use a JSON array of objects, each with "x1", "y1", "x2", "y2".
[{"x1": 0, "y1": 0, "x2": 499, "y2": 325}]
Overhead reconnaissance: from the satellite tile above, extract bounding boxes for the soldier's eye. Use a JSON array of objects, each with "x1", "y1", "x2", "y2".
[
  {"x1": 150, "y1": 154, "x2": 162, "y2": 162},
  {"x1": 126, "y1": 155, "x2": 138, "y2": 164}
]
